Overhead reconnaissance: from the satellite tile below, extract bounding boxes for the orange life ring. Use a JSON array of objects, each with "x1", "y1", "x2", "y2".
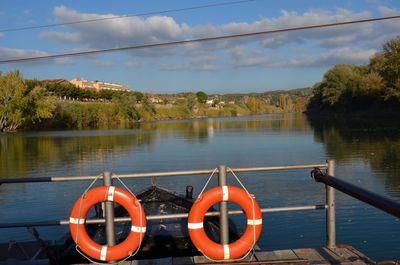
[
  {"x1": 69, "y1": 186, "x2": 146, "y2": 262},
  {"x1": 188, "y1": 185, "x2": 262, "y2": 260}
]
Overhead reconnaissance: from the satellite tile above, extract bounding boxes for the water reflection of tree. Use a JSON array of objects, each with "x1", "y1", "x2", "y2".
[
  {"x1": 308, "y1": 117, "x2": 400, "y2": 194},
  {"x1": 141, "y1": 113, "x2": 311, "y2": 142},
  {"x1": 0, "y1": 132, "x2": 154, "y2": 179},
  {"x1": 0, "y1": 114, "x2": 311, "y2": 179}
]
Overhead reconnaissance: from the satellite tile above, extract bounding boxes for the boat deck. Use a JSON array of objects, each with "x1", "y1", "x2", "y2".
[{"x1": 72, "y1": 245, "x2": 374, "y2": 265}]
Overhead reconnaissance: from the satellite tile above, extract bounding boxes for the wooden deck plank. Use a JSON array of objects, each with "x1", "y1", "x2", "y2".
[
  {"x1": 255, "y1": 251, "x2": 279, "y2": 261},
  {"x1": 336, "y1": 245, "x2": 375, "y2": 265},
  {"x1": 315, "y1": 247, "x2": 346, "y2": 264},
  {"x1": 273, "y1": 249, "x2": 299, "y2": 260},
  {"x1": 331, "y1": 248, "x2": 360, "y2": 261},
  {"x1": 77, "y1": 247, "x2": 375, "y2": 265},
  {"x1": 170, "y1": 248, "x2": 373, "y2": 265},
  {"x1": 312, "y1": 247, "x2": 374, "y2": 265},
  {"x1": 292, "y1": 248, "x2": 327, "y2": 264}
]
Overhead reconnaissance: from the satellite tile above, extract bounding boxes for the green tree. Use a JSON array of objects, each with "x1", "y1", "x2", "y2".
[
  {"x1": 0, "y1": 71, "x2": 56, "y2": 132},
  {"x1": 245, "y1": 96, "x2": 266, "y2": 113},
  {"x1": 196, "y1": 91, "x2": 208, "y2": 104},
  {"x1": 357, "y1": 72, "x2": 385, "y2": 97},
  {"x1": 369, "y1": 52, "x2": 386, "y2": 74},
  {"x1": 112, "y1": 92, "x2": 140, "y2": 121},
  {"x1": 25, "y1": 86, "x2": 57, "y2": 123},
  {"x1": 186, "y1": 93, "x2": 197, "y2": 112},
  {"x1": 382, "y1": 36, "x2": 400, "y2": 88},
  {"x1": 0, "y1": 71, "x2": 25, "y2": 132},
  {"x1": 308, "y1": 64, "x2": 361, "y2": 110}
]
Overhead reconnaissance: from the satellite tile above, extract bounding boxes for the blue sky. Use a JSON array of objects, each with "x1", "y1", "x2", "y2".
[{"x1": 1, "y1": 0, "x2": 400, "y2": 94}]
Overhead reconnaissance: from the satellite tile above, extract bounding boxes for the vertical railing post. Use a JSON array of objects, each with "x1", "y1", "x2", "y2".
[
  {"x1": 218, "y1": 165, "x2": 229, "y2": 245},
  {"x1": 103, "y1": 171, "x2": 116, "y2": 247},
  {"x1": 326, "y1": 160, "x2": 336, "y2": 249}
]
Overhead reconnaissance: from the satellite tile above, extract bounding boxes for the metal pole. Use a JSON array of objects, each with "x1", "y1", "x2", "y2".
[
  {"x1": 326, "y1": 160, "x2": 336, "y2": 249},
  {"x1": 218, "y1": 165, "x2": 229, "y2": 245},
  {"x1": 103, "y1": 171, "x2": 116, "y2": 247}
]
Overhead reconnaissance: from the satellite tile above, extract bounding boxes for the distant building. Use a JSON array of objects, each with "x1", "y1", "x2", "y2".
[
  {"x1": 206, "y1": 99, "x2": 214, "y2": 105},
  {"x1": 70, "y1": 78, "x2": 129, "y2": 91}
]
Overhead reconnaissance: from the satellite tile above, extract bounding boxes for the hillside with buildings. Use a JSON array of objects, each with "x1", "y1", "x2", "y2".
[{"x1": 1, "y1": 71, "x2": 311, "y2": 132}]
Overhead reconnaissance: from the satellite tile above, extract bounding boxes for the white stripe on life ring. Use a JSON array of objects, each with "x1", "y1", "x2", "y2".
[
  {"x1": 247, "y1": 219, "x2": 263, "y2": 225},
  {"x1": 222, "y1": 186, "x2": 229, "y2": 201},
  {"x1": 131, "y1": 225, "x2": 146, "y2": 233},
  {"x1": 69, "y1": 217, "x2": 85, "y2": 224},
  {"x1": 100, "y1": 246, "x2": 107, "y2": 261},
  {"x1": 223, "y1": 244, "x2": 230, "y2": 260},
  {"x1": 188, "y1": 222, "x2": 203, "y2": 229},
  {"x1": 107, "y1": 186, "x2": 115, "y2": 201}
]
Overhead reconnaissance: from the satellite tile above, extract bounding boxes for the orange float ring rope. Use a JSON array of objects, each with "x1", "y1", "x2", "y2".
[
  {"x1": 69, "y1": 186, "x2": 146, "y2": 262},
  {"x1": 188, "y1": 185, "x2": 262, "y2": 260}
]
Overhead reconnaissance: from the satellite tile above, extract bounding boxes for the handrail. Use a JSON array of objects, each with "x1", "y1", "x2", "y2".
[
  {"x1": 312, "y1": 169, "x2": 400, "y2": 218},
  {"x1": 0, "y1": 163, "x2": 328, "y2": 184},
  {"x1": 0, "y1": 204, "x2": 327, "y2": 229}
]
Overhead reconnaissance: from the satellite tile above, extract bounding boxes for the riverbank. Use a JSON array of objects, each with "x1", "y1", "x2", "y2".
[
  {"x1": 305, "y1": 107, "x2": 400, "y2": 128},
  {"x1": 25, "y1": 100, "x2": 287, "y2": 130}
]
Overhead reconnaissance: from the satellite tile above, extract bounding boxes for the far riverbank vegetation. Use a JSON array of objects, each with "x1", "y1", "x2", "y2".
[
  {"x1": 0, "y1": 71, "x2": 309, "y2": 132},
  {"x1": 1, "y1": 36, "x2": 399, "y2": 132}
]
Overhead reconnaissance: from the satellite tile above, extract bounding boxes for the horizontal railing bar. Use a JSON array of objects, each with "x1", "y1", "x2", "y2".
[
  {"x1": 0, "y1": 163, "x2": 328, "y2": 184},
  {"x1": 0, "y1": 204, "x2": 327, "y2": 228},
  {"x1": 313, "y1": 170, "x2": 400, "y2": 218},
  {"x1": 230, "y1": 164, "x2": 328, "y2": 173}
]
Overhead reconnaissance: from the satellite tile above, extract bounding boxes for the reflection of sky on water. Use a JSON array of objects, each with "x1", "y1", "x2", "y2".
[{"x1": 0, "y1": 113, "x2": 399, "y2": 260}]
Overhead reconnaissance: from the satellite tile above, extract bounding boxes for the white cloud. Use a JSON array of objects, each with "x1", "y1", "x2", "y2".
[
  {"x1": 40, "y1": 31, "x2": 81, "y2": 43},
  {"x1": 0, "y1": 47, "x2": 49, "y2": 60},
  {"x1": 53, "y1": 57, "x2": 74, "y2": 65},
  {"x1": 279, "y1": 47, "x2": 377, "y2": 67},
  {"x1": 43, "y1": 6, "x2": 189, "y2": 49},
  {"x1": 229, "y1": 46, "x2": 377, "y2": 68},
  {"x1": 160, "y1": 63, "x2": 217, "y2": 72},
  {"x1": 376, "y1": 6, "x2": 400, "y2": 33},
  {"x1": 43, "y1": 6, "x2": 379, "y2": 51},
  {"x1": 317, "y1": 35, "x2": 358, "y2": 48},
  {"x1": 378, "y1": 5, "x2": 398, "y2": 16},
  {"x1": 38, "y1": 5, "x2": 398, "y2": 71},
  {"x1": 229, "y1": 46, "x2": 275, "y2": 68},
  {"x1": 91, "y1": 60, "x2": 114, "y2": 67},
  {"x1": 0, "y1": 47, "x2": 73, "y2": 65},
  {"x1": 160, "y1": 52, "x2": 218, "y2": 71}
]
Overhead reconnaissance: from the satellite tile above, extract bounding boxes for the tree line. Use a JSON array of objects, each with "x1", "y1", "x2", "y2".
[
  {"x1": 307, "y1": 36, "x2": 400, "y2": 112},
  {"x1": 25, "y1": 79, "x2": 144, "y2": 102},
  {"x1": 0, "y1": 72, "x2": 152, "y2": 132},
  {"x1": 1, "y1": 73, "x2": 309, "y2": 132}
]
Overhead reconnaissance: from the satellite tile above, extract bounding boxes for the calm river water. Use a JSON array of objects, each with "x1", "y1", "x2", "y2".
[{"x1": 0, "y1": 113, "x2": 399, "y2": 260}]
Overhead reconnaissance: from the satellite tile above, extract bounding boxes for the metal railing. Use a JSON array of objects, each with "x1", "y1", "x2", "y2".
[
  {"x1": 1, "y1": 162, "x2": 332, "y2": 249},
  {"x1": 1, "y1": 161, "x2": 400, "y2": 251}
]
